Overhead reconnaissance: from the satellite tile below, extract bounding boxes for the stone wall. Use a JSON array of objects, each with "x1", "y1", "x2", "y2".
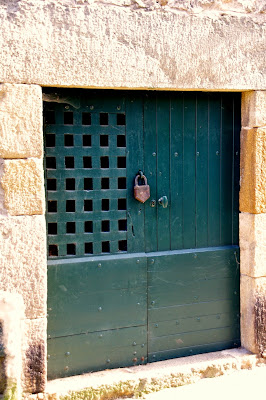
[
  {"x1": 0, "y1": 84, "x2": 47, "y2": 393},
  {"x1": 0, "y1": 0, "x2": 265, "y2": 395},
  {"x1": 240, "y1": 91, "x2": 266, "y2": 355},
  {"x1": 0, "y1": 0, "x2": 265, "y2": 90}
]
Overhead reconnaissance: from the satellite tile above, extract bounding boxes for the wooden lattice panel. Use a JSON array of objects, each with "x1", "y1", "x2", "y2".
[{"x1": 44, "y1": 99, "x2": 128, "y2": 258}]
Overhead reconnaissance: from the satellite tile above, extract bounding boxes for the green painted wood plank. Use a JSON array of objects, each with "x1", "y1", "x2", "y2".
[
  {"x1": 45, "y1": 125, "x2": 126, "y2": 135},
  {"x1": 149, "y1": 312, "x2": 239, "y2": 338},
  {"x1": 126, "y1": 94, "x2": 145, "y2": 254},
  {"x1": 221, "y1": 94, "x2": 234, "y2": 245},
  {"x1": 148, "y1": 298, "x2": 239, "y2": 323},
  {"x1": 208, "y1": 94, "x2": 222, "y2": 246},
  {"x1": 183, "y1": 94, "x2": 196, "y2": 249},
  {"x1": 170, "y1": 93, "x2": 184, "y2": 250},
  {"x1": 148, "y1": 339, "x2": 240, "y2": 363},
  {"x1": 157, "y1": 94, "x2": 171, "y2": 251},
  {"x1": 48, "y1": 286, "x2": 146, "y2": 337},
  {"x1": 196, "y1": 93, "x2": 209, "y2": 247},
  {"x1": 233, "y1": 94, "x2": 241, "y2": 245},
  {"x1": 148, "y1": 277, "x2": 239, "y2": 309},
  {"x1": 47, "y1": 325, "x2": 147, "y2": 379},
  {"x1": 48, "y1": 255, "x2": 146, "y2": 293},
  {"x1": 149, "y1": 325, "x2": 240, "y2": 353},
  {"x1": 144, "y1": 93, "x2": 158, "y2": 252}
]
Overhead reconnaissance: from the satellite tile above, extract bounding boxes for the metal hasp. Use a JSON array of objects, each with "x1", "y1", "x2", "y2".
[
  {"x1": 134, "y1": 173, "x2": 150, "y2": 203},
  {"x1": 158, "y1": 195, "x2": 168, "y2": 208}
]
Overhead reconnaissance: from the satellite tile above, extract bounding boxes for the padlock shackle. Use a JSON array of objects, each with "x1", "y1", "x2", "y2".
[{"x1": 135, "y1": 174, "x2": 148, "y2": 186}]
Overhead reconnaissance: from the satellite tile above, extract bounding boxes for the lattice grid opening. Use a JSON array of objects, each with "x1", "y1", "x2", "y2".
[{"x1": 44, "y1": 103, "x2": 127, "y2": 258}]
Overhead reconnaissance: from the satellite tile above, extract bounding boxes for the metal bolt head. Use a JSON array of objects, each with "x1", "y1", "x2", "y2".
[
  {"x1": 136, "y1": 259, "x2": 140, "y2": 264},
  {"x1": 155, "y1": 324, "x2": 158, "y2": 328},
  {"x1": 152, "y1": 152, "x2": 156, "y2": 157},
  {"x1": 150, "y1": 259, "x2": 155, "y2": 264},
  {"x1": 151, "y1": 301, "x2": 155, "y2": 305},
  {"x1": 98, "y1": 307, "x2": 102, "y2": 311},
  {"x1": 90, "y1": 105, "x2": 94, "y2": 110},
  {"x1": 65, "y1": 352, "x2": 70, "y2": 356},
  {"x1": 47, "y1": 354, "x2": 50, "y2": 359},
  {"x1": 196, "y1": 151, "x2": 200, "y2": 156},
  {"x1": 64, "y1": 366, "x2": 69, "y2": 371},
  {"x1": 117, "y1": 105, "x2": 121, "y2": 110},
  {"x1": 174, "y1": 152, "x2": 178, "y2": 157},
  {"x1": 216, "y1": 151, "x2": 220, "y2": 156},
  {"x1": 106, "y1": 359, "x2": 111, "y2": 363},
  {"x1": 98, "y1": 263, "x2": 102, "y2": 268},
  {"x1": 133, "y1": 342, "x2": 137, "y2": 346},
  {"x1": 133, "y1": 351, "x2": 137, "y2": 355},
  {"x1": 141, "y1": 344, "x2": 145, "y2": 348}
]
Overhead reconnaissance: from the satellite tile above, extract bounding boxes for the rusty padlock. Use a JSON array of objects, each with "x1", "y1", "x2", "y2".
[{"x1": 134, "y1": 174, "x2": 150, "y2": 203}]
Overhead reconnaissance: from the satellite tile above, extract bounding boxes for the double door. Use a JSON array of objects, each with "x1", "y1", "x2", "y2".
[{"x1": 44, "y1": 90, "x2": 240, "y2": 379}]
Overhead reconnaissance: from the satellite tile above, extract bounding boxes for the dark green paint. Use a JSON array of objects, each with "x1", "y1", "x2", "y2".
[{"x1": 44, "y1": 90, "x2": 240, "y2": 378}]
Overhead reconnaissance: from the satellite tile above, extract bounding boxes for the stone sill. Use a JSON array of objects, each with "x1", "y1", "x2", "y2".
[{"x1": 25, "y1": 348, "x2": 266, "y2": 400}]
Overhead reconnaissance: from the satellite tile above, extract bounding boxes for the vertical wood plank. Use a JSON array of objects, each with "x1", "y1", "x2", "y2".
[
  {"x1": 233, "y1": 94, "x2": 241, "y2": 245},
  {"x1": 221, "y1": 93, "x2": 233, "y2": 245},
  {"x1": 144, "y1": 93, "x2": 158, "y2": 252},
  {"x1": 157, "y1": 94, "x2": 171, "y2": 251},
  {"x1": 126, "y1": 94, "x2": 145, "y2": 253},
  {"x1": 170, "y1": 93, "x2": 184, "y2": 250},
  {"x1": 208, "y1": 94, "x2": 221, "y2": 247},
  {"x1": 183, "y1": 93, "x2": 196, "y2": 249},
  {"x1": 196, "y1": 93, "x2": 209, "y2": 248}
]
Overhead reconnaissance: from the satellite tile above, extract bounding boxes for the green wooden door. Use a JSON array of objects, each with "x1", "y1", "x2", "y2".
[{"x1": 44, "y1": 90, "x2": 240, "y2": 379}]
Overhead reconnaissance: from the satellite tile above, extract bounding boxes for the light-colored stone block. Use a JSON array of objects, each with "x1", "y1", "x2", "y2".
[
  {"x1": 240, "y1": 128, "x2": 266, "y2": 214},
  {"x1": 240, "y1": 213, "x2": 266, "y2": 278},
  {"x1": 0, "y1": 84, "x2": 43, "y2": 159},
  {"x1": 22, "y1": 318, "x2": 47, "y2": 393},
  {"x1": 0, "y1": 2, "x2": 265, "y2": 90},
  {"x1": 241, "y1": 275, "x2": 266, "y2": 354},
  {"x1": 0, "y1": 291, "x2": 25, "y2": 400},
  {"x1": 242, "y1": 91, "x2": 266, "y2": 128},
  {"x1": 0, "y1": 215, "x2": 47, "y2": 319},
  {"x1": 0, "y1": 158, "x2": 45, "y2": 216}
]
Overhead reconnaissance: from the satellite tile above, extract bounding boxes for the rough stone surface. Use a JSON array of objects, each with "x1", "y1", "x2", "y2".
[
  {"x1": 0, "y1": 215, "x2": 47, "y2": 319},
  {"x1": 240, "y1": 128, "x2": 266, "y2": 214},
  {"x1": 0, "y1": 1, "x2": 265, "y2": 90},
  {"x1": 240, "y1": 275, "x2": 266, "y2": 354},
  {"x1": 42, "y1": 348, "x2": 265, "y2": 400},
  {"x1": 0, "y1": 84, "x2": 43, "y2": 159},
  {"x1": 0, "y1": 291, "x2": 25, "y2": 400},
  {"x1": 240, "y1": 213, "x2": 266, "y2": 278},
  {"x1": 22, "y1": 318, "x2": 47, "y2": 394},
  {"x1": 0, "y1": 159, "x2": 45, "y2": 216},
  {"x1": 242, "y1": 91, "x2": 266, "y2": 128}
]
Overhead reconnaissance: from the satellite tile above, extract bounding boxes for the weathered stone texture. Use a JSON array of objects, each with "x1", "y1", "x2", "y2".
[
  {"x1": 242, "y1": 91, "x2": 266, "y2": 128},
  {"x1": 0, "y1": 216, "x2": 47, "y2": 319},
  {"x1": 240, "y1": 213, "x2": 266, "y2": 278},
  {"x1": 0, "y1": 291, "x2": 24, "y2": 400},
  {"x1": 0, "y1": 84, "x2": 43, "y2": 159},
  {"x1": 241, "y1": 276, "x2": 266, "y2": 354},
  {"x1": 240, "y1": 128, "x2": 266, "y2": 214},
  {"x1": 0, "y1": 1, "x2": 265, "y2": 90},
  {"x1": 22, "y1": 318, "x2": 47, "y2": 393},
  {"x1": 0, "y1": 159, "x2": 45, "y2": 216}
]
